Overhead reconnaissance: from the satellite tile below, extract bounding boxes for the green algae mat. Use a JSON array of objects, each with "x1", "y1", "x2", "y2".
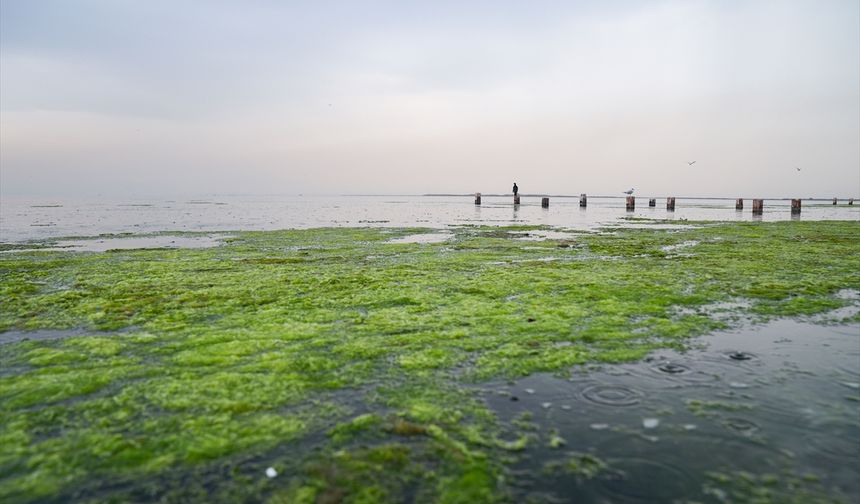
[{"x1": 1, "y1": 221, "x2": 858, "y2": 503}]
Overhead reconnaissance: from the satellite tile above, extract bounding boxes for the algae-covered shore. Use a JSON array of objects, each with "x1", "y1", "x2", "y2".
[{"x1": 1, "y1": 220, "x2": 859, "y2": 503}]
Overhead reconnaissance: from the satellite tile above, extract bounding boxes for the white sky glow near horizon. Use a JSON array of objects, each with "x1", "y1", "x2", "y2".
[{"x1": 1, "y1": 0, "x2": 858, "y2": 198}]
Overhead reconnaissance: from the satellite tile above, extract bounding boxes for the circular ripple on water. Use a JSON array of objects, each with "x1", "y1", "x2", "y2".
[
  {"x1": 723, "y1": 417, "x2": 761, "y2": 436},
  {"x1": 648, "y1": 361, "x2": 720, "y2": 384},
  {"x1": 582, "y1": 384, "x2": 644, "y2": 406},
  {"x1": 695, "y1": 353, "x2": 763, "y2": 379},
  {"x1": 725, "y1": 350, "x2": 758, "y2": 361},
  {"x1": 597, "y1": 458, "x2": 699, "y2": 503},
  {"x1": 657, "y1": 362, "x2": 689, "y2": 374}
]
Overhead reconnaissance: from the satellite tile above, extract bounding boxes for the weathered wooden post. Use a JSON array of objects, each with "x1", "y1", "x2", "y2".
[
  {"x1": 666, "y1": 197, "x2": 675, "y2": 211},
  {"x1": 832, "y1": 197, "x2": 837, "y2": 205},
  {"x1": 850, "y1": 198, "x2": 855, "y2": 205},
  {"x1": 648, "y1": 198, "x2": 656, "y2": 207},
  {"x1": 474, "y1": 192, "x2": 481, "y2": 205},
  {"x1": 752, "y1": 199, "x2": 764, "y2": 215},
  {"x1": 791, "y1": 199, "x2": 801, "y2": 214},
  {"x1": 541, "y1": 197, "x2": 550, "y2": 208},
  {"x1": 513, "y1": 195, "x2": 520, "y2": 205},
  {"x1": 735, "y1": 198, "x2": 744, "y2": 210},
  {"x1": 626, "y1": 196, "x2": 635, "y2": 211},
  {"x1": 579, "y1": 194, "x2": 587, "y2": 207}
]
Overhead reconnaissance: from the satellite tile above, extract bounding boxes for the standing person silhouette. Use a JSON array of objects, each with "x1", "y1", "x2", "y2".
[{"x1": 512, "y1": 183, "x2": 518, "y2": 196}]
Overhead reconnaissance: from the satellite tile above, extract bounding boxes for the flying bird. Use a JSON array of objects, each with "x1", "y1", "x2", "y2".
[
  {"x1": 623, "y1": 188, "x2": 634, "y2": 195},
  {"x1": 687, "y1": 161, "x2": 696, "y2": 166},
  {"x1": 795, "y1": 166, "x2": 801, "y2": 172}
]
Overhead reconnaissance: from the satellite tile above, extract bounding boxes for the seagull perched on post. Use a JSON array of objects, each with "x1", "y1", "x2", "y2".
[
  {"x1": 687, "y1": 161, "x2": 696, "y2": 166},
  {"x1": 622, "y1": 188, "x2": 634, "y2": 195}
]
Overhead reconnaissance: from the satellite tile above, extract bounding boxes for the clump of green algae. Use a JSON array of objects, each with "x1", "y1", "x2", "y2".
[{"x1": 1, "y1": 221, "x2": 858, "y2": 502}]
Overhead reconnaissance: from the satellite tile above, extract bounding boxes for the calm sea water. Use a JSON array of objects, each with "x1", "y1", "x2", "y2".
[{"x1": 1, "y1": 194, "x2": 858, "y2": 242}]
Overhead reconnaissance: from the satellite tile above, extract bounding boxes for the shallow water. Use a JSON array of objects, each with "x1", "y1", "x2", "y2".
[
  {"x1": 0, "y1": 328, "x2": 89, "y2": 345},
  {"x1": 52, "y1": 234, "x2": 230, "y2": 252},
  {"x1": 482, "y1": 319, "x2": 860, "y2": 502},
  {"x1": 2, "y1": 194, "x2": 857, "y2": 243},
  {"x1": 0, "y1": 327, "x2": 140, "y2": 345},
  {"x1": 386, "y1": 232, "x2": 454, "y2": 244}
]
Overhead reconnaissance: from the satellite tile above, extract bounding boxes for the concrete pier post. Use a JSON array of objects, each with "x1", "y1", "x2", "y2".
[
  {"x1": 513, "y1": 195, "x2": 520, "y2": 205},
  {"x1": 541, "y1": 197, "x2": 550, "y2": 208},
  {"x1": 850, "y1": 198, "x2": 854, "y2": 205},
  {"x1": 626, "y1": 196, "x2": 635, "y2": 211},
  {"x1": 752, "y1": 199, "x2": 764, "y2": 215},
  {"x1": 736, "y1": 198, "x2": 743, "y2": 210},
  {"x1": 648, "y1": 198, "x2": 656, "y2": 207},
  {"x1": 666, "y1": 197, "x2": 675, "y2": 211},
  {"x1": 832, "y1": 198, "x2": 838, "y2": 205},
  {"x1": 579, "y1": 194, "x2": 587, "y2": 207},
  {"x1": 791, "y1": 199, "x2": 801, "y2": 214},
  {"x1": 474, "y1": 193, "x2": 481, "y2": 205}
]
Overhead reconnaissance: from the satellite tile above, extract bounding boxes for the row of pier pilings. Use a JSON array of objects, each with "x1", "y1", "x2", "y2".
[
  {"x1": 473, "y1": 194, "x2": 855, "y2": 214},
  {"x1": 627, "y1": 196, "x2": 674, "y2": 211}
]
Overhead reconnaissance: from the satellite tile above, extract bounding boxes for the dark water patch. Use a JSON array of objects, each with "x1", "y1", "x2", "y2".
[
  {"x1": 516, "y1": 427, "x2": 795, "y2": 503},
  {"x1": 0, "y1": 326, "x2": 140, "y2": 345},
  {"x1": 596, "y1": 429, "x2": 790, "y2": 471},
  {"x1": 481, "y1": 319, "x2": 860, "y2": 502},
  {"x1": 804, "y1": 420, "x2": 860, "y2": 461},
  {"x1": 0, "y1": 328, "x2": 88, "y2": 345},
  {"x1": 597, "y1": 457, "x2": 698, "y2": 503}
]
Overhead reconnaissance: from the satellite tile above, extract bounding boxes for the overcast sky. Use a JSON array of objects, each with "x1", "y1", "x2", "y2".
[{"x1": 1, "y1": 0, "x2": 858, "y2": 197}]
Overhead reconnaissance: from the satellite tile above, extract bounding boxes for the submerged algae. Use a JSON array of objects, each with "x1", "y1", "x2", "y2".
[
  {"x1": 703, "y1": 470, "x2": 845, "y2": 504},
  {"x1": 0, "y1": 221, "x2": 858, "y2": 502}
]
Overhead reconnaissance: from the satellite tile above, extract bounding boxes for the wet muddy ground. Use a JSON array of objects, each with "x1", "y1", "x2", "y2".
[{"x1": 482, "y1": 319, "x2": 860, "y2": 502}]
